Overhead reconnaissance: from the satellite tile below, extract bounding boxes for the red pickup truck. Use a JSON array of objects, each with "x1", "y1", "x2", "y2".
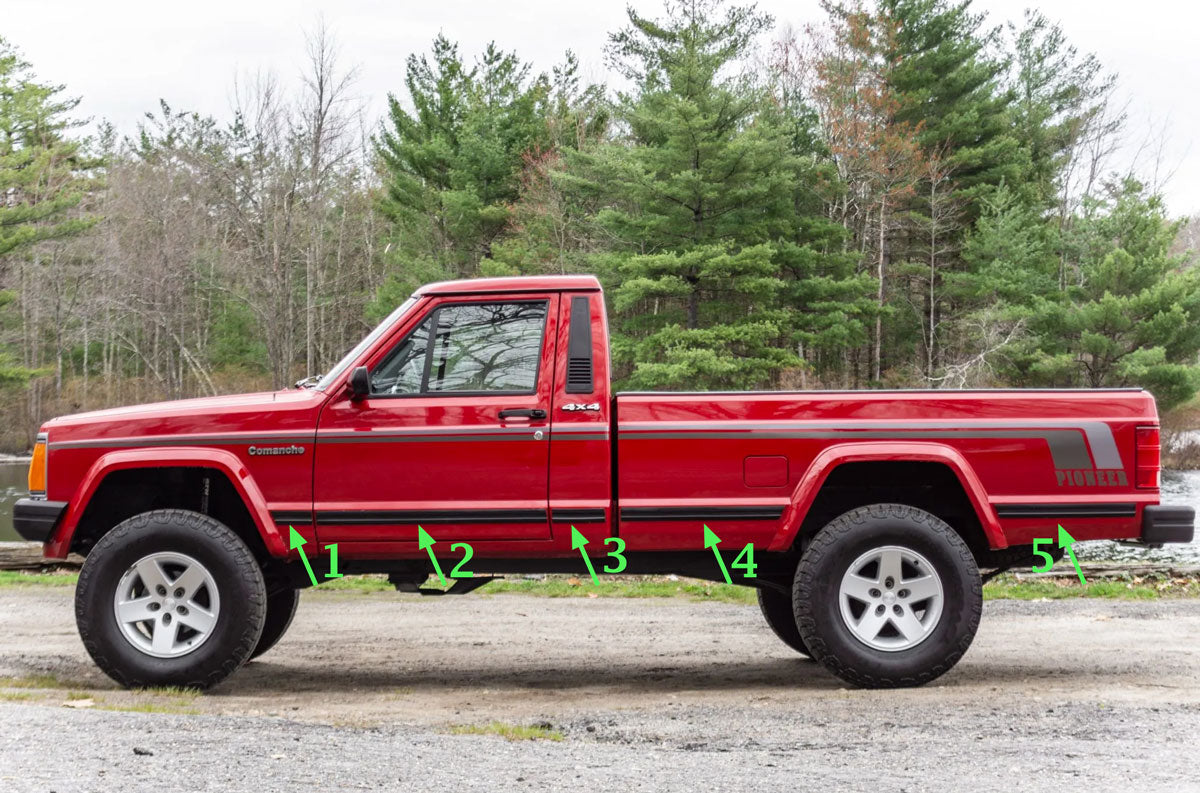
[{"x1": 13, "y1": 275, "x2": 1194, "y2": 690}]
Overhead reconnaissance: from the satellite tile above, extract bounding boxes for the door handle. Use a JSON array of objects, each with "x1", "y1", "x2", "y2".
[{"x1": 499, "y1": 408, "x2": 546, "y2": 420}]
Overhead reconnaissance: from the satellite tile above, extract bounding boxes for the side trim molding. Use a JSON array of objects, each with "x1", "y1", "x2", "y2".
[
  {"x1": 551, "y1": 509, "x2": 606, "y2": 523},
  {"x1": 994, "y1": 503, "x2": 1137, "y2": 518},
  {"x1": 620, "y1": 505, "x2": 784, "y2": 522},
  {"x1": 271, "y1": 510, "x2": 314, "y2": 524},
  {"x1": 314, "y1": 509, "x2": 547, "y2": 525}
]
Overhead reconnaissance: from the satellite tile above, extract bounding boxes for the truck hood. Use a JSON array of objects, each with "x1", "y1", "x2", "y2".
[
  {"x1": 48, "y1": 391, "x2": 281, "y2": 425},
  {"x1": 43, "y1": 389, "x2": 324, "y2": 440}
]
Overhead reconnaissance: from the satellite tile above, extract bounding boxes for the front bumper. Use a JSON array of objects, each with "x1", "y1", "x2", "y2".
[
  {"x1": 12, "y1": 498, "x2": 68, "y2": 543},
  {"x1": 1142, "y1": 505, "x2": 1195, "y2": 545}
]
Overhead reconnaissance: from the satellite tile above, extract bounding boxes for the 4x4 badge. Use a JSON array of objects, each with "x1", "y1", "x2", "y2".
[{"x1": 562, "y1": 403, "x2": 600, "y2": 412}]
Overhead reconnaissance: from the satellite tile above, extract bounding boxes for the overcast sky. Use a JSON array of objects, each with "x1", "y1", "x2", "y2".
[{"x1": 4, "y1": 0, "x2": 1197, "y2": 215}]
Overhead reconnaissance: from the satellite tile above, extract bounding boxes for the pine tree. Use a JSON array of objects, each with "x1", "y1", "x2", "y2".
[
  {"x1": 566, "y1": 0, "x2": 863, "y2": 390},
  {"x1": 0, "y1": 37, "x2": 94, "y2": 389},
  {"x1": 0, "y1": 37, "x2": 93, "y2": 256},
  {"x1": 1013, "y1": 180, "x2": 1200, "y2": 409},
  {"x1": 1007, "y1": 10, "x2": 1116, "y2": 210},
  {"x1": 866, "y1": 0, "x2": 1023, "y2": 379},
  {"x1": 375, "y1": 36, "x2": 549, "y2": 280},
  {"x1": 880, "y1": 0, "x2": 1021, "y2": 204}
]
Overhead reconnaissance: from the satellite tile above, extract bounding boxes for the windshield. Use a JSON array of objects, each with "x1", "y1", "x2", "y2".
[{"x1": 315, "y1": 297, "x2": 419, "y2": 390}]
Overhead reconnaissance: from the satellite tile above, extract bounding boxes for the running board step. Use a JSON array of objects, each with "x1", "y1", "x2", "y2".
[{"x1": 388, "y1": 574, "x2": 501, "y2": 596}]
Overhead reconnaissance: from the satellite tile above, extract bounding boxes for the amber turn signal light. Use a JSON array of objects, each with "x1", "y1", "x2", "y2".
[{"x1": 28, "y1": 440, "x2": 47, "y2": 495}]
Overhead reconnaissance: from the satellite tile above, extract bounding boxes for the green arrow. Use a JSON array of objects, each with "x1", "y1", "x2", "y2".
[
  {"x1": 289, "y1": 526, "x2": 318, "y2": 587},
  {"x1": 704, "y1": 525, "x2": 732, "y2": 585},
  {"x1": 571, "y1": 526, "x2": 599, "y2": 586},
  {"x1": 418, "y1": 526, "x2": 448, "y2": 586},
  {"x1": 1057, "y1": 524, "x2": 1087, "y2": 586}
]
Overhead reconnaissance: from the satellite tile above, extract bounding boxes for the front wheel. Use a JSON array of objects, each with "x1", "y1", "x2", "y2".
[
  {"x1": 793, "y1": 503, "x2": 982, "y2": 688},
  {"x1": 75, "y1": 509, "x2": 267, "y2": 689}
]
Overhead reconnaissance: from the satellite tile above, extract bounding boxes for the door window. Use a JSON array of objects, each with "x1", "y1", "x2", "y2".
[{"x1": 370, "y1": 301, "x2": 547, "y2": 396}]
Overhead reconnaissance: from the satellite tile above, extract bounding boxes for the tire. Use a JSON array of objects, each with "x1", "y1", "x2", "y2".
[
  {"x1": 75, "y1": 509, "x2": 267, "y2": 689},
  {"x1": 793, "y1": 503, "x2": 982, "y2": 688},
  {"x1": 756, "y1": 586, "x2": 812, "y2": 658},
  {"x1": 250, "y1": 587, "x2": 300, "y2": 660}
]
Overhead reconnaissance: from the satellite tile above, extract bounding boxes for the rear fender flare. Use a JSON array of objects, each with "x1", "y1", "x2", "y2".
[
  {"x1": 45, "y1": 447, "x2": 285, "y2": 559},
  {"x1": 767, "y1": 441, "x2": 1005, "y2": 552}
]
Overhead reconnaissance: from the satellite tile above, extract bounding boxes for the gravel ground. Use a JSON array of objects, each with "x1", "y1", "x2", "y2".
[{"x1": 1, "y1": 587, "x2": 1198, "y2": 792}]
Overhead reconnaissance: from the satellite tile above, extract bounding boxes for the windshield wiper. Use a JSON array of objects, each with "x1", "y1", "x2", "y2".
[{"x1": 294, "y1": 374, "x2": 322, "y2": 389}]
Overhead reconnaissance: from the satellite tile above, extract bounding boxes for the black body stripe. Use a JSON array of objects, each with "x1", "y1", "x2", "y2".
[
  {"x1": 994, "y1": 503, "x2": 1136, "y2": 518},
  {"x1": 271, "y1": 510, "x2": 313, "y2": 524},
  {"x1": 621, "y1": 506, "x2": 784, "y2": 522},
  {"x1": 551, "y1": 509, "x2": 606, "y2": 523},
  {"x1": 315, "y1": 509, "x2": 547, "y2": 525}
]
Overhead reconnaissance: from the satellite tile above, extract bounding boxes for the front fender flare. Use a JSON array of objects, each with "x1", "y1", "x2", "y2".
[
  {"x1": 44, "y1": 447, "x2": 285, "y2": 559},
  {"x1": 766, "y1": 441, "x2": 1005, "y2": 552}
]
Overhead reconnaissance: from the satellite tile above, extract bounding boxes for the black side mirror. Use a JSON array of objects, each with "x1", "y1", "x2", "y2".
[{"x1": 349, "y1": 366, "x2": 370, "y2": 400}]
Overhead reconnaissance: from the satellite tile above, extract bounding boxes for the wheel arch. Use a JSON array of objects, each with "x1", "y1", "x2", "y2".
[
  {"x1": 45, "y1": 448, "x2": 287, "y2": 560},
  {"x1": 770, "y1": 442, "x2": 1005, "y2": 555}
]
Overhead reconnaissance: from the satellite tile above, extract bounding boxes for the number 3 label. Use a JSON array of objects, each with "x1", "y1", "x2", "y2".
[{"x1": 603, "y1": 537, "x2": 627, "y2": 573}]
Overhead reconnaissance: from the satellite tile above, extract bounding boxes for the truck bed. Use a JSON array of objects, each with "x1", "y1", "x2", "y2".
[{"x1": 614, "y1": 388, "x2": 1158, "y2": 552}]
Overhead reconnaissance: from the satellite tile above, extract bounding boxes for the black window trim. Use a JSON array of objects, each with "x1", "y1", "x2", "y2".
[{"x1": 366, "y1": 298, "x2": 551, "y2": 400}]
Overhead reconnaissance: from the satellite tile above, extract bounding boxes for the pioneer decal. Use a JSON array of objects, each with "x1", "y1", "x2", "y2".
[{"x1": 1056, "y1": 468, "x2": 1128, "y2": 487}]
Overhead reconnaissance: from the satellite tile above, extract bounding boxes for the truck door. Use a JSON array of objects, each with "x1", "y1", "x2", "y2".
[{"x1": 314, "y1": 294, "x2": 557, "y2": 550}]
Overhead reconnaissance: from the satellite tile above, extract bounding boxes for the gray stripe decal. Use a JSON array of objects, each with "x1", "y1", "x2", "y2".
[
  {"x1": 618, "y1": 420, "x2": 1123, "y2": 468},
  {"x1": 321, "y1": 426, "x2": 531, "y2": 438},
  {"x1": 50, "y1": 433, "x2": 313, "y2": 450},
  {"x1": 623, "y1": 426, "x2": 1105, "y2": 471},
  {"x1": 319, "y1": 433, "x2": 539, "y2": 444},
  {"x1": 49, "y1": 427, "x2": 600, "y2": 449}
]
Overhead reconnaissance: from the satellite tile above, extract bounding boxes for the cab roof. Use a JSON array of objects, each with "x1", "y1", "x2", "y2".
[{"x1": 416, "y1": 275, "x2": 602, "y2": 296}]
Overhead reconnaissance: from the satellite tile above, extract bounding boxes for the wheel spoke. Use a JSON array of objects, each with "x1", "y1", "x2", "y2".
[
  {"x1": 178, "y1": 605, "x2": 216, "y2": 635},
  {"x1": 173, "y1": 564, "x2": 207, "y2": 599},
  {"x1": 135, "y1": 558, "x2": 169, "y2": 593},
  {"x1": 151, "y1": 620, "x2": 178, "y2": 654},
  {"x1": 115, "y1": 596, "x2": 157, "y2": 623},
  {"x1": 878, "y1": 549, "x2": 903, "y2": 587},
  {"x1": 841, "y1": 573, "x2": 877, "y2": 602},
  {"x1": 855, "y1": 609, "x2": 889, "y2": 641},
  {"x1": 904, "y1": 573, "x2": 940, "y2": 602},
  {"x1": 891, "y1": 607, "x2": 926, "y2": 643}
]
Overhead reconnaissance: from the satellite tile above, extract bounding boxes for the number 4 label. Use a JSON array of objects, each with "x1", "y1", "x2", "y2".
[{"x1": 733, "y1": 543, "x2": 757, "y2": 578}]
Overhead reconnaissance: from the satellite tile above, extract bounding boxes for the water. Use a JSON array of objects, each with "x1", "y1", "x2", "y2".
[
  {"x1": 1, "y1": 462, "x2": 1197, "y2": 560},
  {"x1": 0, "y1": 462, "x2": 29, "y2": 542},
  {"x1": 1075, "y1": 470, "x2": 1200, "y2": 564}
]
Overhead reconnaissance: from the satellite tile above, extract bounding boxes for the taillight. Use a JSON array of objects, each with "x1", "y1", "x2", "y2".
[
  {"x1": 28, "y1": 435, "x2": 47, "y2": 495},
  {"x1": 1135, "y1": 426, "x2": 1160, "y2": 489}
]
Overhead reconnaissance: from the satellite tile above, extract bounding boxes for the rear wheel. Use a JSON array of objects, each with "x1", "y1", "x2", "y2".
[
  {"x1": 75, "y1": 509, "x2": 266, "y2": 689},
  {"x1": 793, "y1": 503, "x2": 982, "y2": 688},
  {"x1": 250, "y1": 587, "x2": 300, "y2": 660},
  {"x1": 756, "y1": 586, "x2": 811, "y2": 658}
]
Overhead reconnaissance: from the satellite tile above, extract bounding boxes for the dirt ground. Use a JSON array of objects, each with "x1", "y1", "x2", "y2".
[{"x1": 2, "y1": 587, "x2": 1199, "y2": 792}]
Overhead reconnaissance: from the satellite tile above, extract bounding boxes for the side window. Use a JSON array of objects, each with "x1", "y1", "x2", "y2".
[
  {"x1": 428, "y1": 302, "x2": 547, "y2": 392},
  {"x1": 369, "y1": 301, "x2": 547, "y2": 396},
  {"x1": 370, "y1": 315, "x2": 432, "y2": 395}
]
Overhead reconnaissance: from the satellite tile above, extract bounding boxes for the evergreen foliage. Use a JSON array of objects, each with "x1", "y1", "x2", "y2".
[{"x1": 1, "y1": 3, "x2": 1198, "y2": 451}]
